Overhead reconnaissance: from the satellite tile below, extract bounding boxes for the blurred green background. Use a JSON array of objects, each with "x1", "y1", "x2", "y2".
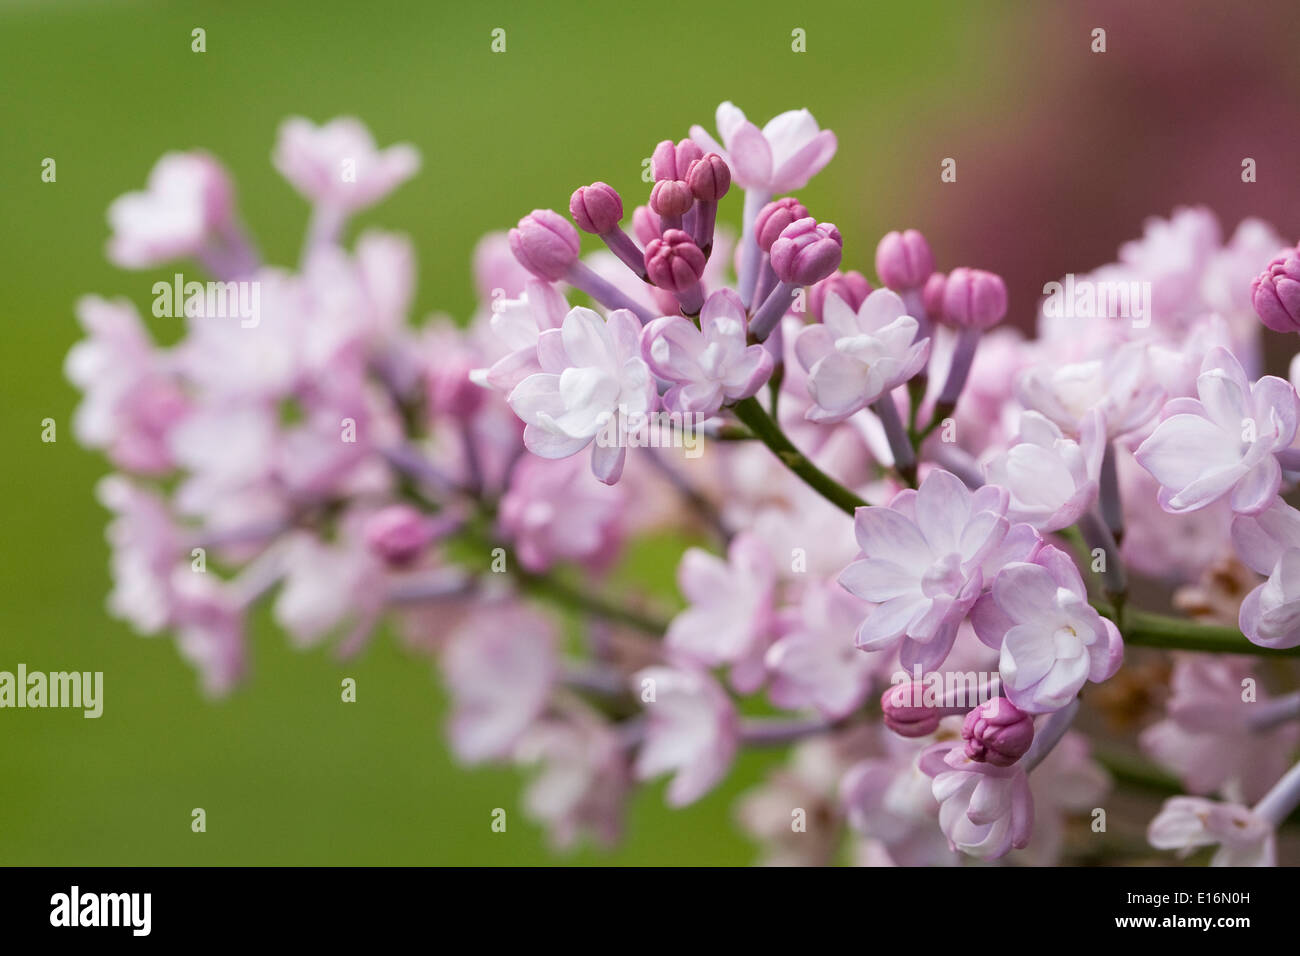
[{"x1": 3, "y1": 0, "x2": 1297, "y2": 864}]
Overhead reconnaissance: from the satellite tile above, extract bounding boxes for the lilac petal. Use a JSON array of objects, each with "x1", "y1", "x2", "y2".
[
  {"x1": 1231, "y1": 455, "x2": 1281, "y2": 515},
  {"x1": 590, "y1": 440, "x2": 626, "y2": 485}
]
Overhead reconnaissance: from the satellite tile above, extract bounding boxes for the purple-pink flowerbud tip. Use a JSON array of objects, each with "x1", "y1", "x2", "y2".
[
  {"x1": 941, "y1": 267, "x2": 1007, "y2": 331},
  {"x1": 644, "y1": 229, "x2": 707, "y2": 292},
  {"x1": 962, "y1": 698, "x2": 1034, "y2": 767},
  {"x1": 809, "y1": 270, "x2": 873, "y2": 320},
  {"x1": 754, "y1": 197, "x2": 810, "y2": 253},
  {"x1": 922, "y1": 271, "x2": 947, "y2": 318},
  {"x1": 687, "y1": 154, "x2": 731, "y2": 201},
  {"x1": 652, "y1": 138, "x2": 704, "y2": 181},
  {"x1": 769, "y1": 218, "x2": 842, "y2": 285},
  {"x1": 875, "y1": 229, "x2": 935, "y2": 291},
  {"x1": 509, "y1": 209, "x2": 580, "y2": 281},
  {"x1": 365, "y1": 505, "x2": 435, "y2": 566},
  {"x1": 1251, "y1": 250, "x2": 1300, "y2": 333},
  {"x1": 650, "y1": 179, "x2": 694, "y2": 219},
  {"x1": 880, "y1": 684, "x2": 942, "y2": 738},
  {"x1": 569, "y1": 182, "x2": 623, "y2": 235}
]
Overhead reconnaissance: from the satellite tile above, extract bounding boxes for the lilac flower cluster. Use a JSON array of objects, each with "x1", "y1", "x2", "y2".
[{"x1": 69, "y1": 104, "x2": 1300, "y2": 864}]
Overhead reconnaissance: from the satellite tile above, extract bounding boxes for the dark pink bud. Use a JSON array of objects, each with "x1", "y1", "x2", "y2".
[
  {"x1": 769, "y1": 218, "x2": 842, "y2": 285},
  {"x1": 754, "y1": 197, "x2": 810, "y2": 252},
  {"x1": 508, "y1": 209, "x2": 580, "y2": 281},
  {"x1": 569, "y1": 182, "x2": 623, "y2": 235},
  {"x1": 962, "y1": 698, "x2": 1034, "y2": 767},
  {"x1": 365, "y1": 505, "x2": 435, "y2": 566},
  {"x1": 941, "y1": 267, "x2": 1007, "y2": 330},
  {"x1": 644, "y1": 229, "x2": 706, "y2": 292},
  {"x1": 922, "y1": 271, "x2": 947, "y2": 318},
  {"x1": 809, "y1": 269, "x2": 873, "y2": 320},
  {"x1": 875, "y1": 229, "x2": 935, "y2": 291},
  {"x1": 631, "y1": 205, "x2": 661, "y2": 246},
  {"x1": 651, "y1": 138, "x2": 704, "y2": 181},
  {"x1": 881, "y1": 683, "x2": 942, "y2": 738},
  {"x1": 1252, "y1": 250, "x2": 1300, "y2": 333},
  {"x1": 428, "y1": 354, "x2": 485, "y2": 418},
  {"x1": 650, "y1": 179, "x2": 693, "y2": 218},
  {"x1": 686, "y1": 153, "x2": 731, "y2": 201}
]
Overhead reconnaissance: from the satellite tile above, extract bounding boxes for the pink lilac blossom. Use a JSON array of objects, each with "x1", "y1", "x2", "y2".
[
  {"x1": 1135, "y1": 347, "x2": 1298, "y2": 515},
  {"x1": 68, "y1": 105, "x2": 1300, "y2": 866},
  {"x1": 971, "y1": 545, "x2": 1123, "y2": 714}
]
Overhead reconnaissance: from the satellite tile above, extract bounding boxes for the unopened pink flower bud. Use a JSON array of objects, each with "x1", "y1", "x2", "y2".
[
  {"x1": 875, "y1": 229, "x2": 934, "y2": 291},
  {"x1": 365, "y1": 505, "x2": 435, "y2": 566},
  {"x1": 569, "y1": 182, "x2": 623, "y2": 235},
  {"x1": 632, "y1": 205, "x2": 661, "y2": 247},
  {"x1": 686, "y1": 154, "x2": 731, "y2": 201},
  {"x1": 809, "y1": 270, "x2": 873, "y2": 320},
  {"x1": 754, "y1": 197, "x2": 809, "y2": 252},
  {"x1": 941, "y1": 267, "x2": 1007, "y2": 330},
  {"x1": 881, "y1": 684, "x2": 942, "y2": 738},
  {"x1": 962, "y1": 698, "x2": 1034, "y2": 767},
  {"x1": 769, "y1": 218, "x2": 842, "y2": 285},
  {"x1": 508, "y1": 209, "x2": 580, "y2": 281},
  {"x1": 644, "y1": 229, "x2": 706, "y2": 293},
  {"x1": 1251, "y1": 250, "x2": 1300, "y2": 333},
  {"x1": 650, "y1": 179, "x2": 693, "y2": 218},
  {"x1": 652, "y1": 138, "x2": 704, "y2": 181},
  {"x1": 429, "y1": 354, "x2": 485, "y2": 418},
  {"x1": 922, "y1": 271, "x2": 947, "y2": 318}
]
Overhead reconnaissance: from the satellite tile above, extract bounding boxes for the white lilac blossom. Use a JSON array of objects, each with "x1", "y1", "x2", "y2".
[
  {"x1": 983, "y1": 410, "x2": 1104, "y2": 532},
  {"x1": 67, "y1": 106, "x2": 1300, "y2": 866},
  {"x1": 507, "y1": 306, "x2": 655, "y2": 484},
  {"x1": 794, "y1": 289, "x2": 930, "y2": 424},
  {"x1": 641, "y1": 289, "x2": 773, "y2": 418}
]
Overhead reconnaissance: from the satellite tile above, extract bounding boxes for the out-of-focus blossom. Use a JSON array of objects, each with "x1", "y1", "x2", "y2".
[
  {"x1": 666, "y1": 533, "x2": 776, "y2": 691},
  {"x1": 106, "y1": 151, "x2": 235, "y2": 268},
  {"x1": 766, "y1": 582, "x2": 876, "y2": 719},
  {"x1": 273, "y1": 116, "x2": 419, "y2": 212},
  {"x1": 65, "y1": 296, "x2": 188, "y2": 475},
  {"x1": 498, "y1": 454, "x2": 626, "y2": 573},
  {"x1": 515, "y1": 715, "x2": 629, "y2": 850},
  {"x1": 689, "y1": 101, "x2": 837, "y2": 193},
  {"x1": 1147, "y1": 796, "x2": 1275, "y2": 866},
  {"x1": 443, "y1": 604, "x2": 557, "y2": 764},
  {"x1": 633, "y1": 665, "x2": 739, "y2": 807},
  {"x1": 1140, "y1": 654, "x2": 1300, "y2": 801},
  {"x1": 1016, "y1": 342, "x2": 1165, "y2": 439},
  {"x1": 1230, "y1": 498, "x2": 1300, "y2": 649}
]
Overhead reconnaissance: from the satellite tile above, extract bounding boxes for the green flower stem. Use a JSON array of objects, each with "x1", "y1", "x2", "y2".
[
  {"x1": 1093, "y1": 602, "x2": 1300, "y2": 658},
  {"x1": 730, "y1": 396, "x2": 868, "y2": 518}
]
